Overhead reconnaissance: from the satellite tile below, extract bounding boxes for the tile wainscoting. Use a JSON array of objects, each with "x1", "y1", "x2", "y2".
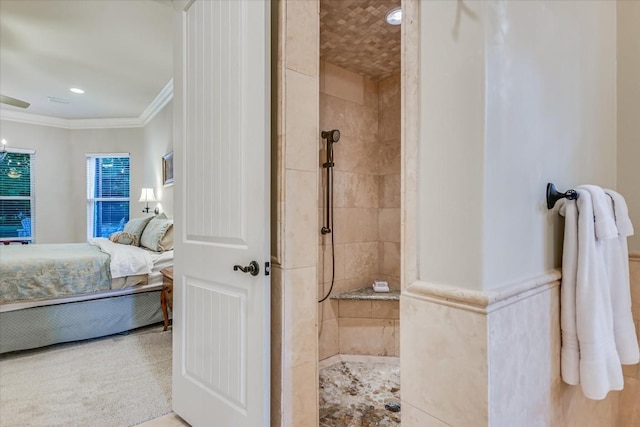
[{"x1": 401, "y1": 270, "x2": 625, "y2": 427}]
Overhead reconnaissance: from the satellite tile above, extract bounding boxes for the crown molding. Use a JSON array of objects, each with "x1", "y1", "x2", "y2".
[
  {"x1": 140, "y1": 80, "x2": 174, "y2": 126},
  {"x1": 0, "y1": 79, "x2": 173, "y2": 130}
]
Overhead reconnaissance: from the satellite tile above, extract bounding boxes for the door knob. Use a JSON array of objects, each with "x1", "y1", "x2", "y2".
[{"x1": 233, "y1": 261, "x2": 260, "y2": 276}]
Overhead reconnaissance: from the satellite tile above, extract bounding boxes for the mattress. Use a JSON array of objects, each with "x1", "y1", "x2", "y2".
[
  {"x1": 0, "y1": 243, "x2": 111, "y2": 304},
  {"x1": 0, "y1": 248, "x2": 174, "y2": 313}
]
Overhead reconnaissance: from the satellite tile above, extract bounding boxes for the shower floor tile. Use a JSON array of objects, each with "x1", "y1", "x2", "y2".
[{"x1": 319, "y1": 355, "x2": 401, "y2": 427}]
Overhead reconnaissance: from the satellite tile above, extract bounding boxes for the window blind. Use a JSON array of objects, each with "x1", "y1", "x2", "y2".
[
  {"x1": 0, "y1": 151, "x2": 35, "y2": 242},
  {"x1": 86, "y1": 154, "x2": 130, "y2": 239}
]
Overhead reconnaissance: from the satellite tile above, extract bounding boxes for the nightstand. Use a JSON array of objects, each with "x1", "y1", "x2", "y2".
[{"x1": 160, "y1": 268, "x2": 173, "y2": 331}]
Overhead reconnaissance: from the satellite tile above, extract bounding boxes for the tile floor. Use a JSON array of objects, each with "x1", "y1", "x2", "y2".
[
  {"x1": 320, "y1": 355, "x2": 401, "y2": 427},
  {"x1": 140, "y1": 354, "x2": 401, "y2": 427}
]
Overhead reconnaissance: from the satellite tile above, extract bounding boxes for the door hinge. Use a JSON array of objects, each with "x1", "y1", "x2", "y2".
[{"x1": 265, "y1": 262, "x2": 270, "y2": 276}]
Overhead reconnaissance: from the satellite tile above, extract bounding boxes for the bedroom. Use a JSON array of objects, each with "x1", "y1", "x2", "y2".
[
  {"x1": 3, "y1": 2, "x2": 637, "y2": 426},
  {"x1": 0, "y1": 2, "x2": 174, "y2": 244},
  {"x1": 0, "y1": 1, "x2": 177, "y2": 425}
]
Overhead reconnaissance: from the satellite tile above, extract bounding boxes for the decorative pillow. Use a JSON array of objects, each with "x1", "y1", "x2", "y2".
[
  {"x1": 108, "y1": 231, "x2": 138, "y2": 246},
  {"x1": 122, "y1": 216, "x2": 154, "y2": 246},
  {"x1": 140, "y1": 215, "x2": 174, "y2": 252}
]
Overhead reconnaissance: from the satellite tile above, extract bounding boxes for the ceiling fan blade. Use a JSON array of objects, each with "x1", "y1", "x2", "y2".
[{"x1": 1, "y1": 95, "x2": 30, "y2": 109}]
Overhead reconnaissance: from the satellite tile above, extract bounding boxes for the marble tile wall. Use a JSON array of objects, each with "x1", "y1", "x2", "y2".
[
  {"x1": 317, "y1": 62, "x2": 401, "y2": 361},
  {"x1": 318, "y1": 61, "x2": 380, "y2": 361},
  {"x1": 338, "y1": 300, "x2": 400, "y2": 357},
  {"x1": 618, "y1": 256, "x2": 640, "y2": 426},
  {"x1": 401, "y1": 273, "x2": 624, "y2": 427},
  {"x1": 272, "y1": 0, "x2": 320, "y2": 426},
  {"x1": 378, "y1": 74, "x2": 402, "y2": 291}
]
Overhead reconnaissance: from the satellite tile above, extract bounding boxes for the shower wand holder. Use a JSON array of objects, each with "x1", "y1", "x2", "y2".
[{"x1": 321, "y1": 227, "x2": 331, "y2": 234}]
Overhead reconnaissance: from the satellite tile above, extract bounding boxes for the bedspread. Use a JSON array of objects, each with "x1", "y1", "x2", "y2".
[{"x1": 0, "y1": 243, "x2": 111, "y2": 304}]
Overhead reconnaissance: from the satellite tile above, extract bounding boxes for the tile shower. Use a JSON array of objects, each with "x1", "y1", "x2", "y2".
[
  {"x1": 318, "y1": 62, "x2": 401, "y2": 361},
  {"x1": 317, "y1": 60, "x2": 401, "y2": 424}
]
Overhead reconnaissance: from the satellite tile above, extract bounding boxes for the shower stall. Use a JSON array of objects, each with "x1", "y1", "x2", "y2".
[
  {"x1": 317, "y1": 0, "x2": 402, "y2": 424},
  {"x1": 317, "y1": 0, "x2": 401, "y2": 361}
]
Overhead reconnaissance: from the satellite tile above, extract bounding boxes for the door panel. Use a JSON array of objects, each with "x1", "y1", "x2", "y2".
[{"x1": 173, "y1": 0, "x2": 270, "y2": 425}]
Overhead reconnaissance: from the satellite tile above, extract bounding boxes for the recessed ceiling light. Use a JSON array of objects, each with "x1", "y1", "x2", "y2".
[
  {"x1": 386, "y1": 7, "x2": 402, "y2": 25},
  {"x1": 70, "y1": 87, "x2": 85, "y2": 94}
]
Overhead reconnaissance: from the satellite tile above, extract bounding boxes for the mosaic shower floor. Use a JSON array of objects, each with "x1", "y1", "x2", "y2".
[{"x1": 319, "y1": 355, "x2": 401, "y2": 427}]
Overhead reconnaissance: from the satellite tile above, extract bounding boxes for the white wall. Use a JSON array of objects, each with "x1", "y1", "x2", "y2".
[
  {"x1": 0, "y1": 120, "x2": 73, "y2": 243},
  {"x1": 482, "y1": 0, "x2": 617, "y2": 289},
  {"x1": 0, "y1": 102, "x2": 173, "y2": 243},
  {"x1": 617, "y1": 0, "x2": 640, "y2": 254},
  {"x1": 418, "y1": 0, "x2": 618, "y2": 291},
  {"x1": 69, "y1": 127, "x2": 145, "y2": 242},
  {"x1": 418, "y1": 0, "x2": 486, "y2": 290},
  {"x1": 143, "y1": 100, "x2": 173, "y2": 218}
]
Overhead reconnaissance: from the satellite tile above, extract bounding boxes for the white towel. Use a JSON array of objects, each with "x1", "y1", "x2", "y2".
[
  {"x1": 604, "y1": 189, "x2": 639, "y2": 365},
  {"x1": 605, "y1": 189, "x2": 634, "y2": 237},
  {"x1": 559, "y1": 198, "x2": 580, "y2": 385},
  {"x1": 560, "y1": 189, "x2": 623, "y2": 399},
  {"x1": 579, "y1": 185, "x2": 618, "y2": 240}
]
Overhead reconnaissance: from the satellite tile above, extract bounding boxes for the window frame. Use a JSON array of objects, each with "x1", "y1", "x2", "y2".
[
  {"x1": 0, "y1": 148, "x2": 36, "y2": 243},
  {"x1": 86, "y1": 153, "x2": 130, "y2": 240}
]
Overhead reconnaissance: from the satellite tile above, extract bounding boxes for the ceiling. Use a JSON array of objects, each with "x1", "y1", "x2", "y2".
[
  {"x1": 320, "y1": 0, "x2": 401, "y2": 81},
  {"x1": 0, "y1": 0, "x2": 401, "y2": 122},
  {"x1": 0, "y1": 0, "x2": 173, "y2": 121}
]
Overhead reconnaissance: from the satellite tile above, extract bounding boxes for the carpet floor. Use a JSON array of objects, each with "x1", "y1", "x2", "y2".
[{"x1": 0, "y1": 324, "x2": 172, "y2": 427}]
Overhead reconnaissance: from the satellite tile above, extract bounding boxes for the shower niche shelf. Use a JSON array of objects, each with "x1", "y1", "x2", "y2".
[{"x1": 330, "y1": 286, "x2": 400, "y2": 301}]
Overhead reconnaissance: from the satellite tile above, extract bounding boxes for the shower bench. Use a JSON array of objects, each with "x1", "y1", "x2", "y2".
[{"x1": 330, "y1": 287, "x2": 400, "y2": 357}]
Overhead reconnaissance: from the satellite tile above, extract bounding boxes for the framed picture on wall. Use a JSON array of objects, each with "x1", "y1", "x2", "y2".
[{"x1": 162, "y1": 152, "x2": 174, "y2": 186}]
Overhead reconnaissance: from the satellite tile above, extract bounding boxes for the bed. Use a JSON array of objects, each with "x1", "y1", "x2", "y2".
[{"x1": 0, "y1": 230, "x2": 173, "y2": 354}]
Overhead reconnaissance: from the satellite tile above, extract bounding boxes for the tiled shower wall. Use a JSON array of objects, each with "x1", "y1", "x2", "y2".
[
  {"x1": 317, "y1": 61, "x2": 400, "y2": 361},
  {"x1": 619, "y1": 255, "x2": 640, "y2": 426},
  {"x1": 377, "y1": 74, "x2": 401, "y2": 290}
]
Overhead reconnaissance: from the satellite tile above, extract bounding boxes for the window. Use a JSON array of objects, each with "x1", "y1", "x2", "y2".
[
  {"x1": 87, "y1": 154, "x2": 130, "y2": 239},
  {"x1": 0, "y1": 150, "x2": 35, "y2": 242}
]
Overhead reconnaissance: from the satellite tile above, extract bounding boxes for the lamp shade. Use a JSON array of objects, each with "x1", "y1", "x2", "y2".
[{"x1": 138, "y1": 188, "x2": 157, "y2": 203}]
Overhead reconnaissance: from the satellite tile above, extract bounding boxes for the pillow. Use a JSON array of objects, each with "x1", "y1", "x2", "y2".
[
  {"x1": 140, "y1": 215, "x2": 174, "y2": 252},
  {"x1": 123, "y1": 216, "x2": 154, "y2": 246},
  {"x1": 108, "y1": 231, "x2": 138, "y2": 246}
]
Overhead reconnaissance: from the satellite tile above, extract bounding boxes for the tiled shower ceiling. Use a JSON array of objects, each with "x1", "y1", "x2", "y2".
[{"x1": 320, "y1": 0, "x2": 401, "y2": 81}]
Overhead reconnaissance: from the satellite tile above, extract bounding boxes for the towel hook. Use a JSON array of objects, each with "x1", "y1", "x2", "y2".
[{"x1": 546, "y1": 183, "x2": 578, "y2": 209}]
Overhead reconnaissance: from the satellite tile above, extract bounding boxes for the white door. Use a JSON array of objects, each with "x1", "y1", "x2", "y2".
[{"x1": 172, "y1": 0, "x2": 270, "y2": 426}]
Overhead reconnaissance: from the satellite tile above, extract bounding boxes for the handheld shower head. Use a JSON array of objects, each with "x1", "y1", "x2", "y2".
[{"x1": 321, "y1": 129, "x2": 340, "y2": 144}]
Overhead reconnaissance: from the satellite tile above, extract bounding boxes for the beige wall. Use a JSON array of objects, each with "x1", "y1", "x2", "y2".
[
  {"x1": 482, "y1": 0, "x2": 617, "y2": 289},
  {"x1": 378, "y1": 73, "x2": 401, "y2": 289},
  {"x1": 143, "y1": 100, "x2": 174, "y2": 218},
  {"x1": 417, "y1": 0, "x2": 617, "y2": 292},
  {"x1": 403, "y1": 0, "x2": 621, "y2": 425},
  {"x1": 619, "y1": 256, "x2": 640, "y2": 426},
  {"x1": 0, "y1": 102, "x2": 172, "y2": 243},
  {"x1": 317, "y1": 62, "x2": 401, "y2": 361},
  {"x1": 271, "y1": 0, "x2": 319, "y2": 426},
  {"x1": 617, "y1": 0, "x2": 640, "y2": 253}
]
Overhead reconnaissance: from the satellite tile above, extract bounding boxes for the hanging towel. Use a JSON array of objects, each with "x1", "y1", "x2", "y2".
[
  {"x1": 560, "y1": 189, "x2": 623, "y2": 400},
  {"x1": 559, "y1": 198, "x2": 580, "y2": 385},
  {"x1": 605, "y1": 189, "x2": 634, "y2": 236},
  {"x1": 604, "y1": 189, "x2": 639, "y2": 365},
  {"x1": 578, "y1": 185, "x2": 618, "y2": 240}
]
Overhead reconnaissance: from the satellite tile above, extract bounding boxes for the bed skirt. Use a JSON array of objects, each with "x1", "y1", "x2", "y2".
[{"x1": 0, "y1": 290, "x2": 164, "y2": 354}]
